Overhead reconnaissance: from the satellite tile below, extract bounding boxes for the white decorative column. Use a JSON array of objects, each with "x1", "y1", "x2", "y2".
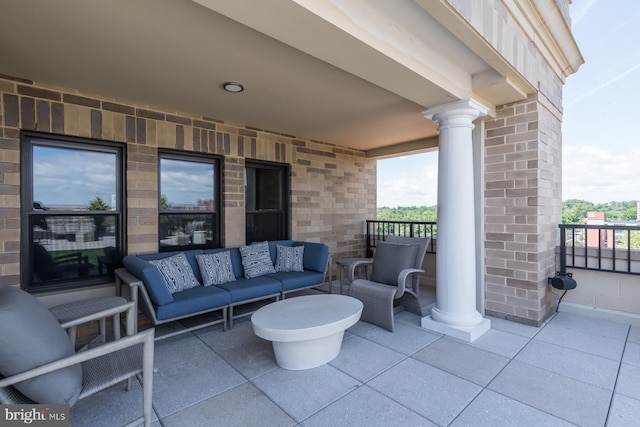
[{"x1": 421, "y1": 99, "x2": 491, "y2": 342}]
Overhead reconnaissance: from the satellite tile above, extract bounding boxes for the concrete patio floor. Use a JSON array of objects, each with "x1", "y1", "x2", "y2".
[{"x1": 69, "y1": 287, "x2": 640, "y2": 427}]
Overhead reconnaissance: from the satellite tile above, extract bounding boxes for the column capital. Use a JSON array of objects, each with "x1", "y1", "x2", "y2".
[{"x1": 422, "y1": 98, "x2": 489, "y2": 123}]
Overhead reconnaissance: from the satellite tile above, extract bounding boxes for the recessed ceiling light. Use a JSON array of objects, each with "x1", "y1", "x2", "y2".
[{"x1": 223, "y1": 82, "x2": 244, "y2": 93}]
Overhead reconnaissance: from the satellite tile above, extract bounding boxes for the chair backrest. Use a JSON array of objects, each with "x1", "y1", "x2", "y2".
[
  {"x1": 385, "y1": 236, "x2": 430, "y2": 291},
  {"x1": 33, "y1": 243, "x2": 59, "y2": 279},
  {"x1": 0, "y1": 285, "x2": 82, "y2": 405}
]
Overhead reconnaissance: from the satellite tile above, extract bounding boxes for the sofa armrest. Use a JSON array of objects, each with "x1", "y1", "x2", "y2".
[
  {"x1": 115, "y1": 268, "x2": 142, "y2": 301},
  {"x1": 294, "y1": 241, "x2": 329, "y2": 273}
]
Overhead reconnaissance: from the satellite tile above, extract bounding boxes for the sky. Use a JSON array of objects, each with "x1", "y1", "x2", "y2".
[
  {"x1": 377, "y1": 0, "x2": 640, "y2": 208},
  {"x1": 33, "y1": 147, "x2": 214, "y2": 208}
]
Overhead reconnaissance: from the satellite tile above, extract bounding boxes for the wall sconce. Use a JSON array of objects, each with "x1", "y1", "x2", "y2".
[{"x1": 548, "y1": 272, "x2": 577, "y2": 312}]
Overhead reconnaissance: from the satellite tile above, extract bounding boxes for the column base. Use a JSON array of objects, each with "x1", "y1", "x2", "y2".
[{"x1": 421, "y1": 315, "x2": 491, "y2": 342}]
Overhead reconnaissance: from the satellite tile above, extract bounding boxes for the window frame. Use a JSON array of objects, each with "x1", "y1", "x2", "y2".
[
  {"x1": 157, "y1": 150, "x2": 222, "y2": 252},
  {"x1": 20, "y1": 131, "x2": 126, "y2": 293},
  {"x1": 245, "y1": 159, "x2": 290, "y2": 243}
]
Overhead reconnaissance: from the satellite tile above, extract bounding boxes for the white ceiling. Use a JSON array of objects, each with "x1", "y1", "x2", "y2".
[{"x1": 0, "y1": 0, "x2": 513, "y2": 155}]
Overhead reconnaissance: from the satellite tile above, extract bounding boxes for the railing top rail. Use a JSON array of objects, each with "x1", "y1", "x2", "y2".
[
  {"x1": 560, "y1": 224, "x2": 640, "y2": 230},
  {"x1": 366, "y1": 219, "x2": 436, "y2": 225}
]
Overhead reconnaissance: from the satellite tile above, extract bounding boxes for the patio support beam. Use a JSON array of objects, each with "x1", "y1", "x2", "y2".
[{"x1": 421, "y1": 99, "x2": 491, "y2": 342}]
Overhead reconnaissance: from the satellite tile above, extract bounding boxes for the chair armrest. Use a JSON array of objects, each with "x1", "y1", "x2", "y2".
[
  {"x1": 58, "y1": 301, "x2": 137, "y2": 336},
  {"x1": 0, "y1": 328, "x2": 155, "y2": 389},
  {"x1": 396, "y1": 268, "x2": 424, "y2": 296},
  {"x1": 348, "y1": 259, "x2": 373, "y2": 282}
]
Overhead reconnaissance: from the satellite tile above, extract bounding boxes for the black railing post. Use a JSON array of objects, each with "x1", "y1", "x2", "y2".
[{"x1": 559, "y1": 225, "x2": 567, "y2": 275}]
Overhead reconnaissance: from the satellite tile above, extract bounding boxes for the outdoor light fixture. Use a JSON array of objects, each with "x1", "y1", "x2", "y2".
[
  {"x1": 548, "y1": 227, "x2": 578, "y2": 312},
  {"x1": 223, "y1": 82, "x2": 244, "y2": 93}
]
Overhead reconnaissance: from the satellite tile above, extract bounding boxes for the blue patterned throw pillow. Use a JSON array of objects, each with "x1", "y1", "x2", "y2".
[
  {"x1": 196, "y1": 252, "x2": 236, "y2": 286},
  {"x1": 274, "y1": 245, "x2": 304, "y2": 272},
  {"x1": 239, "y1": 241, "x2": 276, "y2": 278},
  {"x1": 150, "y1": 252, "x2": 200, "y2": 294}
]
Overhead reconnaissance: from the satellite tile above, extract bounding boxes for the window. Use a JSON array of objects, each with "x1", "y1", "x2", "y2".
[
  {"x1": 245, "y1": 160, "x2": 289, "y2": 243},
  {"x1": 158, "y1": 151, "x2": 221, "y2": 252},
  {"x1": 21, "y1": 132, "x2": 125, "y2": 293}
]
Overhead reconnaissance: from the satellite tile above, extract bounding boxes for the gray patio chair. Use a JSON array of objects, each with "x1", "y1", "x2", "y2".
[
  {"x1": 0, "y1": 285, "x2": 155, "y2": 427},
  {"x1": 348, "y1": 237, "x2": 430, "y2": 332}
]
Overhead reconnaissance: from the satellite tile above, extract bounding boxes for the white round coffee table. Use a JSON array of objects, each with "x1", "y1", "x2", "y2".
[{"x1": 251, "y1": 294, "x2": 363, "y2": 370}]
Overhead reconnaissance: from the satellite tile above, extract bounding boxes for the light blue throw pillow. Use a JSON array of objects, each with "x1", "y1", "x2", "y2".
[
  {"x1": 239, "y1": 241, "x2": 276, "y2": 278},
  {"x1": 150, "y1": 252, "x2": 200, "y2": 293},
  {"x1": 274, "y1": 245, "x2": 304, "y2": 272},
  {"x1": 196, "y1": 252, "x2": 236, "y2": 286}
]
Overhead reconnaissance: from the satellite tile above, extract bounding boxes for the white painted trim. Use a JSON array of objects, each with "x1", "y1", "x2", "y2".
[
  {"x1": 504, "y1": 0, "x2": 583, "y2": 80},
  {"x1": 473, "y1": 119, "x2": 486, "y2": 314}
]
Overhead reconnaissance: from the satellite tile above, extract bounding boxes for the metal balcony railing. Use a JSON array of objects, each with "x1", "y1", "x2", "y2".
[
  {"x1": 365, "y1": 220, "x2": 436, "y2": 257},
  {"x1": 366, "y1": 221, "x2": 640, "y2": 276},
  {"x1": 559, "y1": 224, "x2": 640, "y2": 275}
]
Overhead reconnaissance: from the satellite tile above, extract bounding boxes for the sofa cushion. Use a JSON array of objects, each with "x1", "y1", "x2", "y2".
[
  {"x1": 155, "y1": 285, "x2": 230, "y2": 321},
  {"x1": 216, "y1": 276, "x2": 282, "y2": 303},
  {"x1": 370, "y1": 241, "x2": 419, "y2": 286},
  {"x1": 0, "y1": 286, "x2": 82, "y2": 405},
  {"x1": 266, "y1": 240, "x2": 293, "y2": 264},
  {"x1": 123, "y1": 255, "x2": 174, "y2": 306},
  {"x1": 204, "y1": 247, "x2": 244, "y2": 279},
  {"x1": 150, "y1": 252, "x2": 200, "y2": 294},
  {"x1": 137, "y1": 250, "x2": 204, "y2": 282},
  {"x1": 239, "y1": 241, "x2": 276, "y2": 278},
  {"x1": 274, "y1": 245, "x2": 304, "y2": 272},
  {"x1": 196, "y1": 251, "x2": 236, "y2": 286},
  {"x1": 267, "y1": 271, "x2": 325, "y2": 292}
]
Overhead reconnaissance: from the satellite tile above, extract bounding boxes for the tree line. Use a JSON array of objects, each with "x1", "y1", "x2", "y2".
[
  {"x1": 561, "y1": 200, "x2": 638, "y2": 224},
  {"x1": 378, "y1": 200, "x2": 638, "y2": 224}
]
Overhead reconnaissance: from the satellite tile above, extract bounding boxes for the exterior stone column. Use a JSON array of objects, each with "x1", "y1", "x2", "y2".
[{"x1": 421, "y1": 99, "x2": 491, "y2": 342}]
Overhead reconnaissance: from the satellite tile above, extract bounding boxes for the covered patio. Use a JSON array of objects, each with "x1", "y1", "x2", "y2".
[
  {"x1": 2, "y1": 1, "x2": 617, "y2": 425},
  {"x1": 69, "y1": 287, "x2": 640, "y2": 426},
  {"x1": 0, "y1": 0, "x2": 584, "y2": 331}
]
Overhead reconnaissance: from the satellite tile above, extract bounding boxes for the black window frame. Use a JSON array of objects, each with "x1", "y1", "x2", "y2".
[
  {"x1": 245, "y1": 160, "x2": 290, "y2": 243},
  {"x1": 20, "y1": 131, "x2": 126, "y2": 293},
  {"x1": 158, "y1": 150, "x2": 222, "y2": 252}
]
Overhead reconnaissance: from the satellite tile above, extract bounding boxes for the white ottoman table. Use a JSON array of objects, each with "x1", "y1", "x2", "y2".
[{"x1": 251, "y1": 294, "x2": 363, "y2": 370}]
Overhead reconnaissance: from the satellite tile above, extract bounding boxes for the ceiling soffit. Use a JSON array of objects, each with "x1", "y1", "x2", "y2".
[{"x1": 0, "y1": 0, "x2": 540, "y2": 156}]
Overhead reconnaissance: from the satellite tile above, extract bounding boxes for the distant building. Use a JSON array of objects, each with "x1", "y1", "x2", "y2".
[
  {"x1": 585, "y1": 212, "x2": 612, "y2": 248},
  {"x1": 585, "y1": 211, "x2": 640, "y2": 248}
]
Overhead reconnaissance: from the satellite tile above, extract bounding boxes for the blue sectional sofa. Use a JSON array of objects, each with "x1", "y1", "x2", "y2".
[{"x1": 115, "y1": 240, "x2": 331, "y2": 339}]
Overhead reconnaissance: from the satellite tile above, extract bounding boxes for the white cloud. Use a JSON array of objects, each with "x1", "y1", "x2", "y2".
[
  {"x1": 562, "y1": 145, "x2": 640, "y2": 202},
  {"x1": 377, "y1": 161, "x2": 438, "y2": 207},
  {"x1": 571, "y1": 0, "x2": 597, "y2": 27}
]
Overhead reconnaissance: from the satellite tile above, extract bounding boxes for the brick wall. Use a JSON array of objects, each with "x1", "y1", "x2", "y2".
[
  {"x1": 483, "y1": 91, "x2": 563, "y2": 326},
  {"x1": 0, "y1": 76, "x2": 375, "y2": 287}
]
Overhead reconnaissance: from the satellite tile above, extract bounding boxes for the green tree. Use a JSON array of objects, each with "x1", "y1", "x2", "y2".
[
  {"x1": 160, "y1": 194, "x2": 169, "y2": 210},
  {"x1": 88, "y1": 196, "x2": 110, "y2": 211},
  {"x1": 561, "y1": 199, "x2": 594, "y2": 224},
  {"x1": 621, "y1": 207, "x2": 638, "y2": 221}
]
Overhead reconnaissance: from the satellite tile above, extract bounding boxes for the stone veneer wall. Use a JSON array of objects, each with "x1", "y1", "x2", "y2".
[{"x1": 0, "y1": 76, "x2": 375, "y2": 288}]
